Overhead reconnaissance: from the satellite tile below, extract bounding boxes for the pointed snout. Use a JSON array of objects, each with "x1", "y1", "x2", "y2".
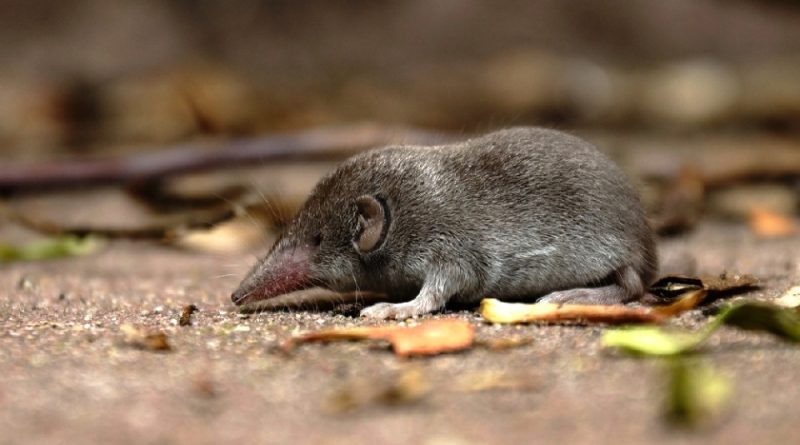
[
  {"x1": 231, "y1": 245, "x2": 313, "y2": 306},
  {"x1": 231, "y1": 287, "x2": 250, "y2": 305}
]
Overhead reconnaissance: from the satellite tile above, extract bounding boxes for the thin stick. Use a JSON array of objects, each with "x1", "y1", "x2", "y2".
[{"x1": 0, "y1": 124, "x2": 452, "y2": 193}]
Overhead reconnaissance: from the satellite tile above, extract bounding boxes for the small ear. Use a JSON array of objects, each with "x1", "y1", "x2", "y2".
[{"x1": 354, "y1": 195, "x2": 388, "y2": 253}]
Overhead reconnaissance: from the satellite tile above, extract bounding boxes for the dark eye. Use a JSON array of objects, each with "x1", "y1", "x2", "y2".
[{"x1": 311, "y1": 233, "x2": 323, "y2": 246}]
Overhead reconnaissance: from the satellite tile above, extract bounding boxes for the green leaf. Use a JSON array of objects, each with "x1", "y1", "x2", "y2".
[
  {"x1": 601, "y1": 326, "x2": 708, "y2": 356},
  {"x1": 665, "y1": 358, "x2": 731, "y2": 427},
  {"x1": 603, "y1": 301, "x2": 800, "y2": 357},
  {"x1": 714, "y1": 302, "x2": 800, "y2": 342},
  {"x1": 0, "y1": 236, "x2": 101, "y2": 262}
]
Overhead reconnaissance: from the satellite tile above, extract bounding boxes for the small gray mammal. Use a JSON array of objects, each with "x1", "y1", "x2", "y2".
[{"x1": 231, "y1": 127, "x2": 657, "y2": 319}]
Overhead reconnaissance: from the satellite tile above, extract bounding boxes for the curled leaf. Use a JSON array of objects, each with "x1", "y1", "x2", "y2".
[
  {"x1": 285, "y1": 319, "x2": 474, "y2": 357},
  {"x1": 604, "y1": 301, "x2": 800, "y2": 357},
  {"x1": 714, "y1": 302, "x2": 800, "y2": 342},
  {"x1": 651, "y1": 289, "x2": 708, "y2": 317},
  {"x1": 649, "y1": 273, "x2": 758, "y2": 300},
  {"x1": 480, "y1": 298, "x2": 665, "y2": 324}
]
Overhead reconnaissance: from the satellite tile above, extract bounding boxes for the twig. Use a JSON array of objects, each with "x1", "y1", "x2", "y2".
[{"x1": 0, "y1": 124, "x2": 453, "y2": 194}]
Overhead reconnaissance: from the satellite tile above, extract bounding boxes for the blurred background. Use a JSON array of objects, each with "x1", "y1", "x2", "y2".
[{"x1": 1, "y1": 0, "x2": 800, "y2": 249}]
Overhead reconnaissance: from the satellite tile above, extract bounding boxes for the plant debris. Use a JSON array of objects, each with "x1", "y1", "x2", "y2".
[
  {"x1": 718, "y1": 302, "x2": 800, "y2": 341},
  {"x1": 325, "y1": 367, "x2": 430, "y2": 413},
  {"x1": 119, "y1": 324, "x2": 172, "y2": 352},
  {"x1": 0, "y1": 235, "x2": 101, "y2": 262},
  {"x1": 603, "y1": 301, "x2": 800, "y2": 356},
  {"x1": 480, "y1": 298, "x2": 666, "y2": 324},
  {"x1": 650, "y1": 289, "x2": 709, "y2": 317},
  {"x1": 665, "y1": 358, "x2": 731, "y2": 428},
  {"x1": 179, "y1": 304, "x2": 199, "y2": 326},
  {"x1": 602, "y1": 326, "x2": 707, "y2": 357},
  {"x1": 649, "y1": 273, "x2": 759, "y2": 300},
  {"x1": 748, "y1": 207, "x2": 797, "y2": 238},
  {"x1": 284, "y1": 319, "x2": 474, "y2": 357}
]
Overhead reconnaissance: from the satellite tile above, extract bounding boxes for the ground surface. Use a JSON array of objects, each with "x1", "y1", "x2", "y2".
[{"x1": 1, "y1": 221, "x2": 799, "y2": 445}]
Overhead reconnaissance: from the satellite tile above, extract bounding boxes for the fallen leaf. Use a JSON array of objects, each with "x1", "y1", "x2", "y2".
[
  {"x1": 651, "y1": 289, "x2": 708, "y2": 317},
  {"x1": 665, "y1": 358, "x2": 731, "y2": 428},
  {"x1": 480, "y1": 298, "x2": 665, "y2": 324},
  {"x1": 179, "y1": 304, "x2": 198, "y2": 326},
  {"x1": 286, "y1": 319, "x2": 474, "y2": 357},
  {"x1": 120, "y1": 324, "x2": 172, "y2": 352},
  {"x1": 701, "y1": 272, "x2": 760, "y2": 293},
  {"x1": 649, "y1": 276, "x2": 704, "y2": 299},
  {"x1": 749, "y1": 207, "x2": 797, "y2": 238},
  {"x1": 0, "y1": 235, "x2": 101, "y2": 263},
  {"x1": 713, "y1": 302, "x2": 800, "y2": 342},
  {"x1": 602, "y1": 326, "x2": 707, "y2": 356},
  {"x1": 603, "y1": 301, "x2": 800, "y2": 357},
  {"x1": 649, "y1": 273, "x2": 758, "y2": 299}
]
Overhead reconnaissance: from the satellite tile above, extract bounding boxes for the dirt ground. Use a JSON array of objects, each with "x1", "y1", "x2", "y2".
[{"x1": 0, "y1": 219, "x2": 798, "y2": 445}]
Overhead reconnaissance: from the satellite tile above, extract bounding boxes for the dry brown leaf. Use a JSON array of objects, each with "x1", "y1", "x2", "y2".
[
  {"x1": 749, "y1": 207, "x2": 797, "y2": 238},
  {"x1": 650, "y1": 273, "x2": 759, "y2": 299},
  {"x1": 480, "y1": 299, "x2": 666, "y2": 324},
  {"x1": 120, "y1": 324, "x2": 172, "y2": 352},
  {"x1": 651, "y1": 289, "x2": 709, "y2": 317},
  {"x1": 286, "y1": 319, "x2": 474, "y2": 357}
]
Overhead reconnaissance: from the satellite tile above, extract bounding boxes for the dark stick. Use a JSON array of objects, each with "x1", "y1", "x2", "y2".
[{"x1": 0, "y1": 124, "x2": 453, "y2": 194}]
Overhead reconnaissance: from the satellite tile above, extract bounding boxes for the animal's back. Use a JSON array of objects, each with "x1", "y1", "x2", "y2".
[{"x1": 428, "y1": 127, "x2": 656, "y2": 299}]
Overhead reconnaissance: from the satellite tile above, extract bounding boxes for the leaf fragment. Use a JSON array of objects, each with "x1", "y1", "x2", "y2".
[
  {"x1": 604, "y1": 301, "x2": 800, "y2": 357},
  {"x1": 480, "y1": 298, "x2": 665, "y2": 324},
  {"x1": 285, "y1": 319, "x2": 474, "y2": 357},
  {"x1": 120, "y1": 324, "x2": 172, "y2": 352},
  {"x1": 649, "y1": 273, "x2": 758, "y2": 299},
  {"x1": 602, "y1": 326, "x2": 707, "y2": 356},
  {"x1": 665, "y1": 358, "x2": 731, "y2": 427},
  {"x1": 650, "y1": 289, "x2": 708, "y2": 317},
  {"x1": 0, "y1": 235, "x2": 101, "y2": 263}
]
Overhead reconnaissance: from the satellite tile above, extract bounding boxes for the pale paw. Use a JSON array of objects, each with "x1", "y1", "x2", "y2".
[{"x1": 359, "y1": 302, "x2": 426, "y2": 320}]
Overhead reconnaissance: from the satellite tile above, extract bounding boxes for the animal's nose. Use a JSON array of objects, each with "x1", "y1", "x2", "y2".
[{"x1": 231, "y1": 288, "x2": 247, "y2": 305}]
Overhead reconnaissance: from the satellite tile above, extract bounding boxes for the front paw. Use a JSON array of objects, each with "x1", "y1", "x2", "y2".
[{"x1": 360, "y1": 302, "x2": 424, "y2": 320}]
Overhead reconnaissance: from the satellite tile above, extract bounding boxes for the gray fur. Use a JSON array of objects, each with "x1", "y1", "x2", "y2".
[{"x1": 232, "y1": 127, "x2": 658, "y2": 319}]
